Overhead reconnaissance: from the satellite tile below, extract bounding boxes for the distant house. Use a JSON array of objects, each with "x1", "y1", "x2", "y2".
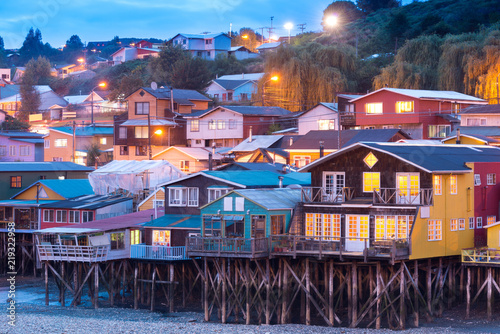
[
  {"x1": 297, "y1": 103, "x2": 338, "y2": 135},
  {"x1": 0, "y1": 68, "x2": 11, "y2": 82},
  {"x1": 460, "y1": 104, "x2": 500, "y2": 127},
  {"x1": 206, "y1": 79, "x2": 257, "y2": 103},
  {"x1": 0, "y1": 131, "x2": 45, "y2": 162},
  {"x1": 12, "y1": 67, "x2": 25, "y2": 83},
  {"x1": 228, "y1": 46, "x2": 259, "y2": 60},
  {"x1": 55, "y1": 64, "x2": 86, "y2": 79},
  {"x1": 0, "y1": 84, "x2": 20, "y2": 100},
  {"x1": 111, "y1": 47, "x2": 160, "y2": 65},
  {"x1": 152, "y1": 146, "x2": 223, "y2": 173},
  {"x1": 137, "y1": 188, "x2": 164, "y2": 211},
  {"x1": 228, "y1": 134, "x2": 297, "y2": 164},
  {"x1": 350, "y1": 88, "x2": 487, "y2": 139},
  {"x1": 170, "y1": 33, "x2": 232, "y2": 60},
  {"x1": 44, "y1": 125, "x2": 114, "y2": 165},
  {"x1": 256, "y1": 42, "x2": 283, "y2": 55},
  {"x1": 184, "y1": 106, "x2": 292, "y2": 148}
]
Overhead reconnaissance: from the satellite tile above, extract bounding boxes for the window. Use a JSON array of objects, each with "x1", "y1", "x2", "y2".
[
  {"x1": 217, "y1": 120, "x2": 225, "y2": 130},
  {"x1": 180, "y1": 160, "x2": 190, "y2": 172},
  {"x1": 190, "y1": 120, "x2": 199, "y2": 132},
  {"x1": 477, "y1": 217, "x2": 483, "y2": 229},
  {"x1": 375, "y1": 216, "x2": 411, "y2": 239},
  {"x1": 208, "y1": 120, "x2": 216, "y2": 130},
  {"x1": 487, "y1": 173, "x2": 496, "y2": 185},
  {"x1": 323, "y1": 172, "x2": 345, "y2": 201},
  {"x1": 119, "y1": 127, "x2": 127, "y2": 139},
  {"x1": 205, "y1": 39, "x2": 213, "y2": 44},
  {"x1": 120, "y1": 146, "x2": 128, "y2": 155},
  {"x1": 450, "y1": 175, "x2": 457, "y2": 194},
  {"x1": 99, "y1": 138, "x2": 107, "y2": 145},
  {"x1": 82, "y1": 211, "x2": 94, "y2": 223},
  {"x1": 54, "y1": 139, "x2": 68, "y2": 147},
  {"x1": 153, "y1": 230, "x2": 170, "y2": 246},
  {"x1": 0, "y1": 145, "x2": 6, "y2": 155},
  {"x1": 110, "y1": 232, "x2": 125, "y2": 250},
  {"x1": 52, "y1": 157, "x2": 63, "y2": 162},
  {"x1": 197, "y1": 51, "x2": 202, "y2": 57},
  {"x1": 136, "y1": 146, "x2": 147, "y2": 156},
  {"x1": 56, "y1": 210, "x2": 67, "y2": 223},
  {"x1": 131, "y1": 230, "x2": 141, "y2": 245},
  {"x1": 69, "y1": 210, "x2": 80, "y2": 224},
  {"x1": 153, "y1": 199, "x2": 163, "y2": 208},
  {"x1": 305, "y1": 213, "x2": 341, "y2": 240},
  {"x1": 135, "y1": 126, "x2": 148, "y2": 138},
  {"x1": 271, "y1": 215, "x2": 285, "y2": 235},
  {"x1": 363, "y1": 152, "x2": 378, "y2": 169},
  {"x1": 365, "y1": 103, "x2": 382, "y2": 114},
  {"x1": 459, "y1": 218, "x2": 465, "y2": 230},
  {"x1": 169, "y1": 187, "x2": 187, "y2": 206},
  {"x1": 428, "y1": 220, "x2": 442, "y2": 241},
  {"x1": 9, "y1": 146, "x2": 15, "y2": 156},
  {"x1": 428, "y1": 125, "x2": 450, "y2": 138},
  {"x1": 188, "y1": 187, "x2": 199, "y2": 207},
  {"x1": 363, "y1": 172, "x2": 380, "y2": 192},
  {"x1": 395, "y1": 101, "x2": 414, "y2": 113},
  {"x1": 19, "y1": 145, "x2": 30, "y2": 156},
  {"x1": 469, "y1": 217, "x2": 475, "y2": 229},
  {"x1": 318, "y1": 119, "x2": 335, "y2": 130},
  {"x1": 433, "y1": 175, "x2": 442, "y2": 195},
  {"x1": 229, "y1": 119, "x2": 236, "y2": 129},
  {"x1": 450, "y1": 218, "x2": 458, "y2": 231},
  {"x1": 293, "y1": 156, "x2": 311, "y2": 168},
  {"x1": 487, "y1": 216, "x2": 496, "y2": 226},
  {"x1": 466, "y1": 118, "x2": 487, "y2": 126},
  {"x1": 10, "y1": 176, "x2": 21, "y2": 188},
  {"x1": 43, "y1": 210, "x2": 54, "y2": 222},
  {"x1": 474, "y1": 174, "x2": 481, "y2": 186},
  {"x1": 207, "y1": 51, "x2": 211, "y2": 57},
  {"x1": 228, "y1": 92, "x2": 233, "y2": 101},
  {"x1": 135, "y1": 102, "x2": 149, "y2": 115},
  {"x1": 208, "y1": 188, "x2": 231, "y2": 202},
  {"x1": 44, "y1": 140, "x2": 50, "y2": 148}
]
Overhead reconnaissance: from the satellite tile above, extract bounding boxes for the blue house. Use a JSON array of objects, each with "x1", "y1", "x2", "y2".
[{"x1": 170, "y1": 33, "x2": 232, "y2": 61}]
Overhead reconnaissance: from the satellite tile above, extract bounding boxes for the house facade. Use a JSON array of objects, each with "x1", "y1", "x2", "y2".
[
  {"x1": 459, "y1": 104, "x2": 500, "y2": 126},
  {"x1": 111, "y1": 47, "x2": 160, "y2": 65},
  {"x1": 0, "y1": 131, "x2": 44, "y2": 162},
  {"x1": 152, "y1": 146, "x2": 223, "y2": 173},
  {"x1": 170, "y1": 33, "x2": 232, "y2": 60},
  {"x1": 113, "y1": 87, "x2": 211, "y2": 160},
  {"x1": 228, "y1": 46, "x2": 259, "y2": 60},
  {"x1": 350, "y1": 88, "x2": 488, "y2": 139},
  {"x1": 184, "y1": 106, "x2": 292, "y2": 148},
  {"x1": 205, "y1": 79, "x2": 257, "y2": 103},
  {"x1": 297, "y1": 103, "x2": 339, "y2": 135}
]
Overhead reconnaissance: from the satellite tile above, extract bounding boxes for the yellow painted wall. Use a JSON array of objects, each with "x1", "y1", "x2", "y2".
[
  {"x1": 410, "y1": 170, "x2": 475, "y2": 259},
  {"x1": 154, "y1": 149, "x2": 208, "y2": 173},
  {"x1": 138, "y1": 190, "x2": 165, "y2": 211},
  {"x1": 442, "y1": 137, "x2": 487, "y2": 145},
  {"x1": 486, "y1": 225, "x2": 500, "y2": 249},
  {"x1": 287, "y1": 150, "x2": 335, "y2": 166},
  {"x1": 14, "y1": 184, "x2": 65, "y2": 200}
]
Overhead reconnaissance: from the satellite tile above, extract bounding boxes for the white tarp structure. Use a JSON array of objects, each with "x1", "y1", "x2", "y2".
[{"x1": 89, "y1": 160, "x2": 185, "y2": 195}]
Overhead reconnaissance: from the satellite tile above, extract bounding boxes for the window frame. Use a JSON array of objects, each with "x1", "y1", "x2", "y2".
[
  {"x1": 474, "y1": 174, "x2": 481, "y2": 186},
  {"x1": 395, "y1": 101, "x2": 414, "y2": 113},
  {"x1": 469, "y1": 217, "x2": 475, "y2": 229},
  {"x1": 54, "y1": 139, "x2": 68, "y2": 147},
  {"x1": 428, "y1": 219, "x2": 442, "y2": 241},
  {"x1": 217, "y1": 120, "x2": 226, "y2": 130},
  {"x1": 365, "y1": 102, "x2": 383, "y2": 115},
  {"x1": 135, "y1": 102, "x2": 150, "y2": 115},
  {"x1": 56, "y1": 210, "x2": 67, "y2": 223},
  {"x1": 69, "y1": 210, "x2": 80, "y2": 224},
  {"x1": 433, "y1": 175, "x2": 442, "y2": 195},
  {"x1": 10, "y1": 176, "x2": 22, "y2": 188},
  {"x1": 450, "y1": 175, "x2": 457, "y2": 195},
  {"x1": 190, "y1": 119, "x2": 199, "y2": 132},
  {"x1": 487, "y1": 173, "x2": 496, "y2": 185},
  {"x1": 363, "y1": 172, "x2": 380, "y2": 193},
  {"x1": 118, "y1": 127, "x2": 127, "y2": 139},
  {"x1": 43, "y1": 209, "x2": 54, "y2": 222},
  {"x1": 477, "y1": 217, "x2": 483, "y2": 229},
  {"x1": 208, "y1": 188, "x2": 231, "y2": 202}
]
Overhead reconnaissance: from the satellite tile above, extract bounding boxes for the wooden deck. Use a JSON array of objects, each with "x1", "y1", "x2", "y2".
[
  {"x1": 130, "y1": 244, "x2": 189, "y2": 261},
  {"x1": 186, "y1": 236, "x2": 269, "y2": 258},
  {"x1": 37, "y1": 244, "x2": 108, "y2": 262},
  {"x1": 462, "y1": 248, "x2": 500, "y2": 266}
]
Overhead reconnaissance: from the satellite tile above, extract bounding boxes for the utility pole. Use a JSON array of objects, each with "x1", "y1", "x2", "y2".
[
  {"x1": 257, "y1": 27, "x2": 266, "y2": 43},
  {"x1": 267, "y1": 16, "x2": 275, "y2": 41},
  {"x1": 297, "y1": 23, "x2": 306, "y2": 34},
  {"x1": 72, "y1": 121, "x2": 76, "y2": 163}
]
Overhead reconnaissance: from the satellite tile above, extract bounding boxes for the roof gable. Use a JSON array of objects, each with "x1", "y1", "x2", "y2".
[{"x1": 349, "y1": 88, "x2": 487, "y2": 104}]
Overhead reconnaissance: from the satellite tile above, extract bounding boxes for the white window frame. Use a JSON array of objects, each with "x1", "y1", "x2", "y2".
[
  {"x1": 190, "y1": 120, "x2": 199, "y2": 132},
  {"x1": 169, "y1": 187, "x2": 187, "y2": 207},
  {"x1": 318, "y1": 119, "x2": 335, "y2": 130},
  {"x1": 487, "y1": 215, "x2": 496, "y2": 226},
  {"x1": 459, "y1": 218, "x2": 465, "y2": 231},
  {"x1": 474, "y1": 174, "x2": 481, "y2": 186},
  {"x1": 135, "y1": 102, "x2": 149, "y2": 115},
  {"x1": 180, "y1": 160, "x2": 190, "y2": 172},
  {"x1": 477, "y1": 217, "x2": 483, "y2": 229},
  {"x1": 100, "y1": 137, "x2": 107, "y2": 145},
  {"x1": 54, "y1": 139, "x2": 68, "y2": 147},
  {"x1": 19, "y1": 145, "x2": 30, "y2": 156},
  {"x1": 208, "y1": 120, "x2": 216, "y2": 130},
  {"x1": 187, "y1": 188, "x2": 199, "y2": 207},
  {"x1": 56, "y1": 210, "x2": 67, "y2": 223},
  {"x1": 450, "y1": 218, "x2": 458, "y2": 231},
  {"x1": 217, "y1": 120, "x2": 226, "y2": 130},
  {"x1": 235, "y1": 197, "x2": 244, "y2": 211},
  {"x1": 69, "y1": 210, "x2": 80, "y2": 224},
  {"x1": 450, "y1": 175, "x2": 457, "y2": 195},
  {"x1": 365, "y1": 102, "x2": 383, "y2": 114},
  {"x1": 0, "y1": 145, "x2": 6, "y2": 155},
  {"x1": 487, "y1": 173, "x2": 496, "y2": 185},
  {"x1": 43, "y1": 209, "x2": 54, "y2": 222},
  {"x1": 208, "y1": 188, "x2": 231, "y2": 202},
  {"x1": 433, "y1": 175, "x2": 442, "y2": 195},
  {"x1": 395, "y1": 101, "x2": 414, "y2": 113},
  {"x1": 469, "y1": 217, "x2": 474, "y2": 229},
  {"x1": 44, "y1": 140, "x2": 50, "y2": 148},
  {"x1": 9, "y1": 145, "x2": 15, "y2": 156},
  {"x1": 428, "y1": 125, "x2": 451, "y2": 138},
  {"x1": 134, "y1": 126, "x2": 148, "y2": 139},
  {"x1": 428, "y1": 219, "x2": 442, "y2": 241},
  {"x1": 82, "y1": 211, "x2": 94, "y2": 223}
]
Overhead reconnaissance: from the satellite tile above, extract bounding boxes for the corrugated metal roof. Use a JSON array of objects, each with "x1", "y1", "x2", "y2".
[
  {"x1": 257, "y1": 42, "x2": 282, "y2": 49},
  {"x1": 349, "y1": 88, "x2": 487, "y2": 103},
  {"x1": 120, "y1": 119, "x2": 176, "y2": 126},
  {"x1": 184, "y1": 106, "x2": 292, "y2": 119},
  {"x1": 450, "y1": 127, "x2": 500, "y2": 137},
  {"x1": 216, "y1": 162, "x2": 289, "y2": 173},
  {"x1": 39, "y1": 194, "x2": 131, "y2": 210},
  {"x1": 153, "y1": 147, "x2": 223, "y2": 160},
  {"x1": 0, "y1": 199, "x2": 58, "y2": 207},
  {"x1": 0, "y1": 162, "x2": 93, "y2": 172},
  {"x1": 233, "y1": 188, "x2": 301, "y2": 210},
  {"x1": 202, "y1": 170, "x2": 310, "y2": 187},
  {"x1": 142, "y1": 214, "x2": 201, "y2": 228},
  {"x1": 213, "y1": 79, "x2": 252, "y2": 90},
  {"x1": 175, "y1": 32, "x2": 227, "y2": 39},
  {"x1": 218, "y1": 73, "x2": 264, "y2": 81},
  {"x1": 230, "y1": 135, "x2": 283, "y2": 152},
  {"x1": 38, "y1": 179, "x2": 94, "y2": 199},
  {"x1": 50, "y1": 125, "x2": 114, "y2": 136},
  {"x1": 461, "y1": 104, "x2": 500, "y2": 114},
  {"x1": 135, "y1": 87, "x2": 211, "y2": 101}
]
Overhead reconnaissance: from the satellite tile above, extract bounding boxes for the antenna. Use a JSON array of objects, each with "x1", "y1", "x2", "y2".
[{"x1": 151, "y1": 82, "x2": 157, "y2": 90}]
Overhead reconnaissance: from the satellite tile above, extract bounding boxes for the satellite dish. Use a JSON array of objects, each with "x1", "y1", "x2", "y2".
[{"x1": 151, "y1": 82, "x2": 158, "y2": 90}]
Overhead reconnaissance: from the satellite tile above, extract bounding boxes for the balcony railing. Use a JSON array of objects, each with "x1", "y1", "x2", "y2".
[
  {"x1": 130, "y1": 244, "x2": 189, "y2": 261},
  {"x1": 270, "y1": 235, "x2": 410, "y2": 263},
  {"x1": 186, "y1": 236, "x2": 269, "y2": 258},
  {"x1": 301, "y1": 187, "x2": 356, "y2": 204},
  {"x1": 0, "y1": 220, "x2": 38, "y2": 230},
  {"x1": 373, "y1": 188, "x2": 433, "y2": 206},
  {"x1": 462, "y1": 248, "x2": 500, "y2": 265},
  {"x1": 37, "y1": 244, "x2": 108, "y2": 262}
]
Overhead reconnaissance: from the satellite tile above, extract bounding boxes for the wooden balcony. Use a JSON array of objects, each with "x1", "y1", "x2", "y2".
[
  {"x1": 462, "y1": 248, "x2": 500, "y2": 266},
  {"x1": 186, "y1": 236, "x2": 269, "y2": 258},
  {"x1": 37, "y1": 244, "x2": 108, "y2": 262},
  {"x1": 270, "y1": 235, "x2": 410, "y2": 263},
  {"x1": 301, "y1": 187, "x2": 356, "y2": 204},
  {"x1": 0, "y1": 219, "x2": 38, "y2": 230},
  {"x1": 130, "y1": 244, "x2": 189, "y2": 261},
  {"x1": 373, "y1": 188, "x2": 433, "y2": 206},
  {"x1": 340, "y1": 112, "x2": 356, "y2": 126}
]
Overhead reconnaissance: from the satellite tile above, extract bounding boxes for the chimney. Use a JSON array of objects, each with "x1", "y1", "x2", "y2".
[
  {"x1": 456, "y1": 128, "x2": 461, "y2": 144},
  {"x1": 170, "y1": 86, "x2": 174, "y2": 112},
  {"x1": 289, "y1": 137, "x2": 293, "y2": 146},
  {"x1": 242, "y1": 73, "x2": 244, "y2": 79},
  {"x1": 208, "y1": 152, "x2": 213, "y2": 171},
  {"x1": 319, "y1": 140, "x2": 325, "y2": 158},
  {"x1": 248, "y1": 126, "x2": 253, "y2": 142},
  {"x1": 278, "y1": 176, "x2": 284, "y2": 188}
]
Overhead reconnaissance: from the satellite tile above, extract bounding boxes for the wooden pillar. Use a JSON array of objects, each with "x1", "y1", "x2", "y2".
[
  {"x1": 221, "y1": 258, "x2": 227, "y2": 323},
  {"x1": 351, "y1": 262, "x2": 358, "y2": 327},
  {"x1": 376, "y1": 261, "x2": 381, "y2": 329},
  {"x1": 134, "y1": 264, "x2": 138, "y2": 310},
  {"x1": 265, "y1": 258, "x2": 270, "y2": 325},
  {"x1": 487, "y1": 267, "x2": 492, "y2": 320},
  {"x1": 60, "y1": 262, "x2": 65, "y2": 306},
  {"x1": 399, "y1": 263, "x2": 405, "y2": 329},
  {"x1": 110, "y1": 261, "x2": 115, "y2": 306},
  {"x1": 437, "y1": 258, "x2": 444, "y2": 317},
  {"x1": 282, "y1": 258, "x2": 288, "y2": 324},
  {"x1": 466, "y1": 266, "x2": 471, "y2": 319},
  {"x1": 169, "y1": 263, "x2": 175, "y2": 313},
  {"x1": 122, "y1": 261, "x2": 126, "y2": 303},
  {"x1": 182, "y1": 262, "x2": 186, "y2": 308},
  {"x1": 246, "y1": 259, "x2": 251, "y2": 325},
  {"x1": 347, "y1": 264, "x2": 352, "y2": 325},
  {"x1": 146, "y1": 264, "x2": 151, "y2": 306},
  {"x1": 45, "y1": 262, "x2": 49, "y2": 306},
  {"x1": 369, "y1": 265, "x2": 374, "y2": 320},
  {"x1": 151, "y1": 265, "x2": 156, "y2": 311},
  {"x1": 448, "y1": 262, "x2": 453, "y2": 309},
  {"x1": 94, "y1": 264, "x2": 99, "y2": 309},
  {"x1": 459, "y1": 265, "x2": 464, "y2": 304},
  {"x1": 204, "y1": 258, "x2": 209, "y2": 322},
  {"x1": 426, "y1": 259, "x2": 432, "y2": 318},
  {"x1": 329, "y1": 259, "x2": 334, "y2": 325},
  {"x1": 414, "y1": 260, "x2": 419, "y2": 327},
  {"x1": 306, "y1": 258, "x2": 311, "y2": 326}
]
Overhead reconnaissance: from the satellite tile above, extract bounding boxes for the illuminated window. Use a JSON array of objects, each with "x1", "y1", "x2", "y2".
[
  {"x1": 294, "y1": 156, "x2": 311, "y2": 168},
  {"x1": 428, "y1": 220, "x2": 442, "y2": 241},
  {"x1": 365, "y1": 103, "x2": 382, "y2": 114},
  {"x1": 180, "y1": 160, "x2": 190, "y2": 172},
  {"x1": 217, "y1": 120, "x2": 226, "y2": 129},
  {"x1": 54, "y1": 139, "x2": 67, "y2": 147},
  {"x1": 450, "y1": 175, "x2": 457, "y2": 194},
  {"x1": 450, "y1": 218, "x2": 458, "y2": 231},
  {"x1": 433, "y1": 175, "x2": 442, "y2": 195},
  {"x1": 395, "y1": 101, "x2": 414, "y2": 113},
  {"x1": 271, "y1": 215, "x2": 285, "y2": 235},
  {"x1": 190, "y1": 120, "x2": 199, "y2": 132},
  {"x1": 487, "y1": 173, "x2": 496, "y2": 185},
  {"x1": 100, "y1": 138, "x2": 107, "y2": 145},
  {"x1": 314, "y1": 214, "x2": 322, "y2": 239},
  {"x1": 459, "y1": 218, "x2": 465, "y2": 230},
  {"x1": 134, "y1": 126, "x2": 148, "y2": 138},
  {"x1": 363, "y1": 172, "x2": 380, "y2": 192},
  {"x1": 305, "y1": 213, "x2": 314, "y2": 237},
  {"x1": 208, "y1": 120, "x2": 216, "y2": 130},
  {"x1": 131, "y1": 230, "x2": 141, "y2": 245},
  {"x1": 318, "y1": 119, "x2": 335, "y2": 130},
  {"x1": 363, "y1": 152, "x2": 378, "y2": 169},
  {"x1": 375, "y1": 216, "x2": 410, "y2": 239},
  {"x1": 10, "y1": 176, "x2": 21, "y2": 188},
  {"x1": 487, "y1": 216, "x2": 496, "y2": 226},
  {"x1": 469, "y1": 217, "x2": 474, "y2": 229},
  {"x1": 428, "y1": 125, "x2": 450, "y2": 138},
  {"x1": 110, "y1": 232, "x2": 125, "y2": 250},
  {"x1": 397, "y1": 216, "x2": 408, "y2": 238}
]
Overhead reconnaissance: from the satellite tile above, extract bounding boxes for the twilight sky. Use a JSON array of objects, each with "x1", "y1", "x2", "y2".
[{"x1": 0, "y1": 0, "x2": 338, "y2": 49}]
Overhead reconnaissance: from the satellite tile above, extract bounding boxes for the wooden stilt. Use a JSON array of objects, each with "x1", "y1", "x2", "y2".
[
  {"x1": 399, "y1": 262, "x2": 405, "y2": 329},
  {"x1": 45, "y1": 262, "x2": 49, "y2": 306},
  {"x1": 265, "y1": 258, "x2": 270, "y2": 325},
  {"x1": 426, "y1": 259, "x2": 432, "y2": 318},
  {"x1": 169, "y1": 263, "x2": 175, "y2": 313},
  {"x1": 110, "y1": 261, "x2": 115, "y2": 306},
  {"x1": 94, "y1": 264, "x2": 99, "y2": 309},
  {"x1": 305, "y1": 258, "x2": 310, "y2": 326},
  {"x1": 246, "y1": 259, "x2": 250, "y2": 325},
  {"x1": 466, "y1": 266, "x2": 470, "y2": 319},
  {"x1": 221, "y1": 258, "x2": 227, "y2": 323},
  {"x1": 282, "y1": 258, "x2": 288, "y2": 324},
  {"x1": 182, "y1": 262, "x2": 186, "y2": 308},
  {"x1": 122, "y1": 261, "x2": 126, "y2": 303},
  {"x1": 329, "y1": 259, "x2": 334, "y2": 325},
  {"x1": 351, "y1": 262, "x2": 358, "y2": 328},
  {"x1": 204, "y1": 258, "x2": 209, "y2": 322},
  {"x1": 134, "y1": 264, "x2": 138, "y2": 310},
  {"x1": 487, "y1": 267, "x2": 492, "y2": 320},
  {"x1": 414, "y1": 260, "x2": 419, "y2": 327},
  {"x1": 151, "y1": 264, "x2": 156, "y2": 311},
  {"x1": 376, "y1": 261, "x2": 381, "y2": 329},
  {"x1": 347, "y1": 263, "x2": 352, "y2": 325}
]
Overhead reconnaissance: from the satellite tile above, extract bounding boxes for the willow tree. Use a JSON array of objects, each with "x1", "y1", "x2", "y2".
[{"x1": 260, "y1": 43, "x2": 356, "y2": 111}]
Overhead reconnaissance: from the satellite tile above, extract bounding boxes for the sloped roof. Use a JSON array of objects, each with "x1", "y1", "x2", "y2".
[
  {"x1": 64, "y1": 95, "x2": 88, "y2": 104},
  {"x1": 0, "y1": 131, "x2": 44, "y2": 139},
  {"x1": 218, "y1": 73, "x2": 264, "y2": 81},
  {"x1": 39, "y1": 194, "x2": 131, "y2": 210},
  {"x1": 0, "y1": 85, "x2": 55, "y2": 103},
  {"x1": 50, "y1": 125, "x2": 114, "y2": 136},
  {"x1": 288, "y1": 129, "x2": 410, "y2": 150},
  {"x1": 230, "y1": 135, "x2": 284, "y2": 153},
  {"x1": 257, "y1": 42, "x2": 282, "y2": 50},
  {"x1": 349, "y1": 88, "x2": 487, "y2": 103},
  {"x1": 215, "y1": 162, "x2": 290, "y2": 173},
  {"x1": 0, "y1": 162, "x2": 93, "y2": 172},
  {"x1": 142, "y1": 214, "x2": 201, "y2": 229},
  {"x1": 460, "y1": 104, "x2": 500, "y2": 114},
  {"x1": 13, "y1": 179, "x2": 94, "y2": 199},
  {"x1": 173, "y1": 32, "x2": 228, "y2": 40},
  {"x1": 153, "y1": 146, "x2": 224, "y2": 160},
  {"x1": 231, "y1": 188, "x2": 301, "y2": 210},
  {"x1": 442, "y1": 133, "x2": 500, "y2": 144},
  {"x1": 130, "y1": 87, "x2": 211, "y2": 102},
  {"x1": 213, "y1": 79, "x2": 252, "y2": 90},
  {"x1": 450, "y1": 126, "x2": 500, "y2": 137},
  {"x1": 299, "y1": 142, "x2": 500, "y2": 173},
  {"x1": 0, "y1": 84, "x2": 20, "y2": 99},
  {"x1": 184, "y1": 106, "x2": 292, "y2": 118}
]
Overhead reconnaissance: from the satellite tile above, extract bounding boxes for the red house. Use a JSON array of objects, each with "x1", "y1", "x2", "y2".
[
  {"x1": 350, "y1": 88, "x2": 487, "y2": 139},
  {"x1": 471, "y1": 162, "x2": 500, "y2": 247}
]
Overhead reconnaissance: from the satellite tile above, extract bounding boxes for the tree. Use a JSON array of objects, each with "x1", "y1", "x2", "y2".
[
  {"x1": 66, "y1": 35, "x2": 84, "y2": 51},
  {"x1": 322, "y1": 1, "x2": 363, "y2": 30},
  {"x1": 0, "y1": 116, "x2": 30, "y2": 131},
  {"x1": 86, "y1": 143, "x2": 101, "y2": 167},
  {"x1": 148, "y1": 44, "x2": 188, "y2": 85},
  {"x1": 357, "y1": 0, "x2": 400, "y2": 14},
  {"x1": 0, "y1": 36, "x2": 4, "y2": 50},
  {"x1": 23, "y1": 56, "x2": 53, "y2": 85},
  {"x1": 231, "y1": 28, "x2": 259, "y2": 52},
  {"x1": 209, "y1": 54, "x2": 246, "y2": 78},
  {"x1": 19, "y1": 28, "x2": 44, "y2": 62},
  {"x1": 171, "y1": 57, "x2": 212, "y2": 91},
  {"x1": 19, "y1": 81, "x2": 40, "y2": 122}
]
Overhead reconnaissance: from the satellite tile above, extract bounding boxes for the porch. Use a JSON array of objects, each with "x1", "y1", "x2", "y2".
[
  {"x1": 462, "y1": 248, "x2": 500, "y2": 266},
  {"x1": 37, "y1": 244, "x2": 109, "y2": 262},
  {"x1": 130, "y1": 244, "x2": 189, "y2": 261},
  {"x1": 186, "y1": 236, "x2": 269, "y2": 258}
]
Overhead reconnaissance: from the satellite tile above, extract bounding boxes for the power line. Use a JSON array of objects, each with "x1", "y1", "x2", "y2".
[{"x1": 297, "y1": 23, "x2": 306, "y2": 34}]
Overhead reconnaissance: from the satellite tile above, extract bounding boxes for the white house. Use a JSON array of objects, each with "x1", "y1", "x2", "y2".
[
  {"x1": 228, "y1": 46, "x2": 259, "y2": 60},
  {"x1": 297, "y1": 103, "x2": 339, "y2": 135},
  {"x1": 460, "y1": 104, "x2": 500, "y2": 126},
  {"x1": 170, "y1": 33, "x2": 232, "y2": 60},
  {"x1": 0, "y1": 69, "x2": 11, "y2": 82},
  {"x1": 111, "y1": 47, "x2": 160, "y2": 65}
]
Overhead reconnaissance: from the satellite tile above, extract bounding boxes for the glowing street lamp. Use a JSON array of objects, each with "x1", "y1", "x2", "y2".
[
  {"x1": 91, "y1": 82, "x2": 107, "y2": 125},
  {"x1": 262, "y1": 75, "x2": 279, "y2": 106},
  {"x1": 242, "y1": 35, "x2": 249, "y2": 39},
  {"x1": 148, "y1": 124, "x2": 164, "y2": 160},
  {"x1": 284, "y1": 22, "x2": 293, "y2": 44},
  {"x1": 326, "y1": 15, "x2": 338, "y2": 27}
]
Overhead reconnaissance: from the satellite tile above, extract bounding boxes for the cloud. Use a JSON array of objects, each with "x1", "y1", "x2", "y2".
[{"x1": 100, "y1": 0, "x2": 243, "y2": 12}]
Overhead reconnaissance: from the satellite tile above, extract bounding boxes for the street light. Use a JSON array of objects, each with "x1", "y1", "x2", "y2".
[
  {"x1": 326, "y1": 15, "x2": 338, "y2": 27},
  {"x1": 262, "y1": 75, "x2": 279, "y2": 106},
  {"x1": 284, "y1": 22, "x2": 293, "y2": 44},
  {"x1": 90, "y1": 82, "x2": 106, "y2": 125},
  {"x1": 148, "y1": 117, "x2": 163, "y2": 160}
]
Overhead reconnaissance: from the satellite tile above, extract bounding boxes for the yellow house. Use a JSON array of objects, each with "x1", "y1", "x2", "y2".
[
  {"x1": 137, "y1": 188, "x2": 165, "y2": 211},
  {"x1": 484, "y1": 222, "x2": 500, "y2": 249},
  {"x1": 442, "y1": 133, "x2": 500, "y2": 146},
  {"x1": 152, "y1": 146, "x2": 223, "y2": 174}
]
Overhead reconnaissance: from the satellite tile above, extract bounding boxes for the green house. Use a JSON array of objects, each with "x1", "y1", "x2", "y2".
[{"x1": 200, "y1": 188, "x2": 301, "y2": 239}]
